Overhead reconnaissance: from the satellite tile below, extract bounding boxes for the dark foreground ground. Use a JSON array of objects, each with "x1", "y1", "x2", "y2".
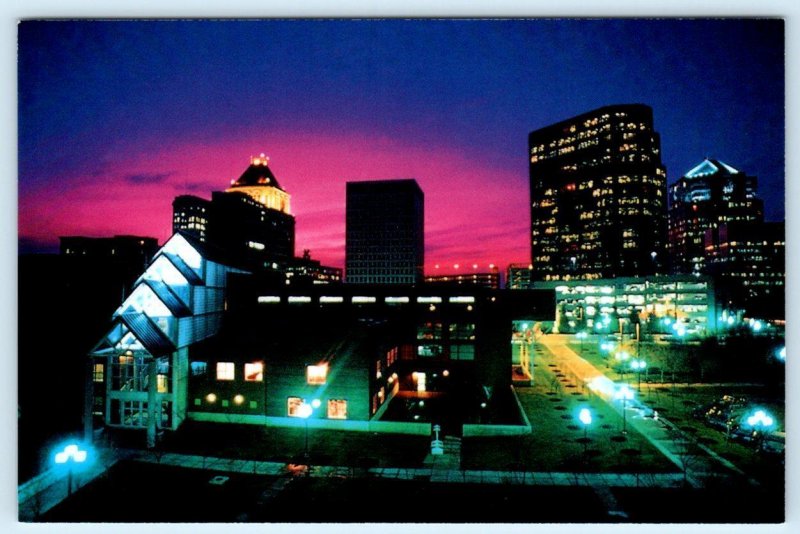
[{"x1": 39, "y1": 460, "x2": 783, "y2": 523}]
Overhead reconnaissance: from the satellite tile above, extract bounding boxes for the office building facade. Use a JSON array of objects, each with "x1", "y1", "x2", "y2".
[
  {"x1": 345, "y1": 179, "x2": 424, "y2": 284},
  {"x1": 531, "y1": 274, "x2": 718, "y2": 338},
  {"x1": 668, "y1": 158, "x2": 764, "y2": 275},
  {"x1": 172, "y1": 154, "x2": 295, "y2": 270},
  {"x1": 529, "y1": 104, "x2": 668, "y2": 281},
  {"x1": 705, "y1": 221, "x2": 784, "y2": 319}
]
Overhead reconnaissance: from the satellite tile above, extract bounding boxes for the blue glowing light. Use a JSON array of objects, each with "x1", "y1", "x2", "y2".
[
  {"x1": 55, "y1": 444, "x2": 87, "y2": 464},
  {"x1": 614, "y1": 385, "x2": 634, "y2": 401},
  {"x1": 745, "y1": 409, "x2": 774, "y2": 428},
  {"x1": 579, "y1": 408, "x2": 592, "y2": 426}
]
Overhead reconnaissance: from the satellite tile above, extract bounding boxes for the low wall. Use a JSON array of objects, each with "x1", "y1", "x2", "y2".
[{"x1": 462, "y1": 387, "x2": 532, "y2": 437}]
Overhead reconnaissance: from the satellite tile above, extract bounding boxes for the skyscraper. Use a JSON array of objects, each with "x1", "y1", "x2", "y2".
[
  {"x1": 173, "y1": 154, "x2": 295, "y2": 270},
  {"x1": 345, "y1": 179, "x2": 424, "y2": 284},
  {"x1": 667, "y1": 158, "x2": 763, "y2": 274},
  {"x1": 529, "y1": 104, "x2": 668, "y2": 281}
]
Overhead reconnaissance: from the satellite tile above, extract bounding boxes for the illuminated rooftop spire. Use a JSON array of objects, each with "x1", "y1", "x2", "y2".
[
  {"x1": 226, "y1": 154, "x2": 291, "y2": 213},
  {"x1": 230, "y1": 153, "x2": 283, "y2": 190},
  {"x1": 251, "y1": 153, "x2": 270, "y2": 166},
  {"x1": 684, "y1": 158, "x2": 740, "y2": 179}
]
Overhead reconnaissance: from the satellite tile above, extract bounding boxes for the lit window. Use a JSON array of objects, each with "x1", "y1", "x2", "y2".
[
  {"x1": 245, "y1": 362, "x2": 264, "y2": 382},
  {"x1": 328, "y1": 399, "x2": 348, "y2": 419},
  {"x1": 287, "y1": 397, "x2": 305, "y2": 417},
  {"x1": 93, "y1": 363, "x2": 104, "y2": 383},
  {"x1": 216, "y1": 362, "x2": 235, "y2": 381},
  {"x1": 157, "y1": 374, "x2": 169, "y2": 393},
  {"x1": 307, "y1": 364, "x2": 328, "y2": 385}
]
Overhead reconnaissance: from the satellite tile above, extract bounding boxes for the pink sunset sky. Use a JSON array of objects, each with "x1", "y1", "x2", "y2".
[{"x1": 19, "y1": 130, "x2": 531, "y2": 272}]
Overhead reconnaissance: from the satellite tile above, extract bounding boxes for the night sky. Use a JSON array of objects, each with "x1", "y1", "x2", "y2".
[{"x1": 18, "y1": 19, "x2": 785, "y2": 271}]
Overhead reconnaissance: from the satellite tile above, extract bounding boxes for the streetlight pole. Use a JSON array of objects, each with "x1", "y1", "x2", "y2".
[
  {"x1": 54, "y1": 443, "x2": 89, "y2": 498},
  {"x1": 576, "y1": 331, "x2": 587, "y2": 357},
  {"x1": 579, "y1": 408, "x2": 592, "y2": 458},
  {"x1": 746, "y1": 409, "x2": 775, "y2": 453},
  {"x1": 298, "y1": 402, "x2": 313, "y2": 463},
  {"x1": 615, "y1": 386, "x2": 634, "y2": 434}
]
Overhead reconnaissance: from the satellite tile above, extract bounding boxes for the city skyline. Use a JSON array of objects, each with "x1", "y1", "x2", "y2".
[{"x1": 18, "y1": 19, "x2": 784, "y2": 271}]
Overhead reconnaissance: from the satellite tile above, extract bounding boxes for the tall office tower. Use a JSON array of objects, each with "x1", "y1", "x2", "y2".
[
  {"x1": 172, "y1": 154, "x2": 295, "y2": 270},
  {"x1": 667, "y1": 158, "x2": 764, "y2": 275},
  {"x1": 529, "y1": 104, "x2": 668, "y2": 281},
  {"x1": 345, "y1": 179, "x2": 424, "y2": 284},
  {"x1": 704, "y1": 221, "x2": 784, "y2": 318},
  {"x1": 173, "y1": 195, "x2": 210, "y2": 242}
]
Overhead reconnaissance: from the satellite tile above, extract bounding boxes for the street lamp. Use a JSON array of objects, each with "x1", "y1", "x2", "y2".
[
  {"x1": 630, "y1": 359, "x2": 647, "y2": 393},
  {"x1": 614, "y1": 385, "x2": 635, "y2": 434},
  {"x1": 298, "y1": 402, "x2": 313, "y2": 462},
  {"x1": 615, "y1": 350, "x2": 630, "y2": 380},
  {"x1": 54, "y1": 443, "x2": 90, "y2": 497},
  {"x1": 777, "y1": 346, "x2": 786, "y2": 361},
  {"x1": 744, "y1": 409, "x2": 775, "y2": 451},
  {"x1": 578, "y1": 408, "x2": 593, "y2": 455}
]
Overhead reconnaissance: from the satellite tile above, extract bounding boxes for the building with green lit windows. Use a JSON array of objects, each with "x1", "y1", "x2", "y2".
[{"x1": 529, "y1": 104, "x2": 668, "y2": 281}]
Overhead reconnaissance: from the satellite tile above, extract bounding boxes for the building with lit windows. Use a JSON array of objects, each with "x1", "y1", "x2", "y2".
[
  {"x1": 704, "y1": 221, "x2": 784, "y2": 319},
  {"x1": 531, "y1": 274, "x2": 718, "y2": 338},
  {"x1": 529, "y1": 104, "x2": 668, "y2": 280},
  {"x1": 345, "y1": 179, "x2": 424, "y2": 284},
  {"x1": 85, "y1": 259, "x2": 554, "y2": 439},
  {"x1": 172, "y1": 196, "x2": 210, "y2": 242},
  {"x1": 668, "y1": 158, "x2": 763, "y2": 275},
  {"x1": 425, "y1": 266, "x2": 500, "y2": 289},
  {"x1": 184, "y1": 279, "x2": 552, "y2": 434},
  {"x1": 172, "y1": 154, "x2": 295, "y2": 270},
  {"x1": 284, "y1": 250, "x2": 343, "y2": 285},
  {"x1": 506, "y1": 263, "x2": 534, "y2": 289},
  {"x1": 85, "y1": 232, "x2": 246, "y2": 446},
  {"x1": 60, "y1": 235, "x2": 159, "y2": 269}
]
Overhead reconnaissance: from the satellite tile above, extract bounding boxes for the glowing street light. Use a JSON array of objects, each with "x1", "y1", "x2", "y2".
[
  {"x1": 578, "y1": 408, "x2": 593, "y2": 455},
  {"x1": 744, "y1": 409, "x2": 775, "y2": 451},
  {"x1": 298, "y1": 402, "x2": 314, "y2": 462},
  {"x1": 630, "y1": 359, "x2": 647, "y2": 393},
  {"x1": 777, "y1": 346, "x2": 786, "y2": 361},
  {"x1": 614, "y1": 385, "x2": 635, "y2": 434},
  {"x1": 54, "y1": 443, "x2": 91, "y2": 497}
]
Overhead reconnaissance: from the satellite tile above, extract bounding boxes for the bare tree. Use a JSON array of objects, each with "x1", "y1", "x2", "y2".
[{"x1": 667, "y1": 427, "x2": 703, "y2": 487}]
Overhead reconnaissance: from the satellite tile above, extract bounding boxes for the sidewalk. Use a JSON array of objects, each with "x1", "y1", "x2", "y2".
[{"x1": 20, "y1": 444, "x2": 695, "y2": 522}]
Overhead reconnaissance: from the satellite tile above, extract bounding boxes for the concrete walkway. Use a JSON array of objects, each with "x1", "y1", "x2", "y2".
[
  {"x1": 538, "y1": 334, "x2": 752, "y2": 487},
  {"x1": 125, "y1": 449, "x2": 687, "y2": 489},
  {"x1": 20, "y1": 445, "x2": 694, "y2": 522}
]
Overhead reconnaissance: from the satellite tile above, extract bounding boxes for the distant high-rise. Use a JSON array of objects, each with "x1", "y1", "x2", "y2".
[
  {"x1": 173, "y1": 195, "x2": 210, "y2": 242},
  {"x1": 529, "y1": 104, "x2": 668, "y2": 281},
  {"x1": 667, "y1": 158, "x2": 763, "y2": 275},
  {"x1": 345, "y1": 180, "x2": 424, "y2": 284},
  {"x1": 704, "y1": 221, "x2": 784, "y2": 319},
  {"x1": 173, "y1": 154, "x2": 295, "y2": 270}
]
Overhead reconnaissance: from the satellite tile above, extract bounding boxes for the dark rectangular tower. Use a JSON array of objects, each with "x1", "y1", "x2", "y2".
[
  {"x1": 529, "y1": 104, "x2": 668, "y2": 281},
  {"x1": 345, "y1": 179, "x2": 424, "y2": 284}
]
